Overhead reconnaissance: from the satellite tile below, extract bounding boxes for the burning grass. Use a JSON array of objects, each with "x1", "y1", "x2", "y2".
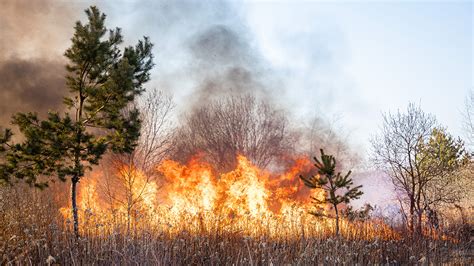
[
  {"x1": 0, "y1": 207, "x2": 470, "y2": 265},
  {"x1": 0, "y1": 155, "x2": 472, "y2": 264}
]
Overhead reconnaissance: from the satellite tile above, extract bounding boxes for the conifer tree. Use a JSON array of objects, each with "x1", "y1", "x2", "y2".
[
  {"x1": 300, "y1": 149, "x2": 363, "y2": 236},
  {"x1": 0, "y1": 6, "x2": 153, "y2": 237}
]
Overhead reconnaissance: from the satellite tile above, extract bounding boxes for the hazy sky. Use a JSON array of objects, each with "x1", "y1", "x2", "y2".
[
  {"x1": 2, "y1": 0, "x2": 471, "y2": 154},
  {"x1": 242, "y1": 0, "x2": 473, "y2": 207},
  {"x1": 243, "y1": 0, "x2": 473, "y2": 152},
  {"x1": 113, "y1": 0, "x2": 472, "y2": 154}
]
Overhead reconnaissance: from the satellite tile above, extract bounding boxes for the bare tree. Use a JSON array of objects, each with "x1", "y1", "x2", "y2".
[
  {"x1": 101, "y1": 89, "x2": 175, "y2": 232},
  {"x1": 171, "y1": 94, "x2": 293, "y2": 171},
  {"x1": 132, "y1": 89, "x2": 175, "y2": 173},
  {"x1": 371, "y1": 103, "x2": 469, "y2": 237},
  {"x1": 371, "y1": 103, "x2": 436, "y2": 236}
]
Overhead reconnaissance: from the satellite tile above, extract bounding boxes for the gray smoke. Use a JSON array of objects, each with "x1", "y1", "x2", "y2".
[
  {"x1": 0, "y1": 59, "x2": 65, "y2": 125},
  {"x1": 0, "y1": 0, "x2": 79, "y2": 125},
  {"x1": 107, "y1": 0, "x2": 281, "y2": 110},
  {"x1": 0, "y1": 0, "x2": 278, "y2": 121},
  {"x1": 0, "y1": 0, "x2": 355, "y2": 165}
]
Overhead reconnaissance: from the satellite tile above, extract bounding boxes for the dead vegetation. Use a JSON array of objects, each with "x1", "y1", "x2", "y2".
[{"x1": 0, "y1": 183, "x2": 472, "y2": 265}]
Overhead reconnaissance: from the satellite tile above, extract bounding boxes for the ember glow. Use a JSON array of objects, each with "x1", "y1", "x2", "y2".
[{"x1": 60, "y1": 155, "x2": 398, "y2": 240}]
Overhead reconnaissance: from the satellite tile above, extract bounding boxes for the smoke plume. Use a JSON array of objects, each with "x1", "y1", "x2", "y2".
[
  {"x1": 0, "y1": 0, "x2": 356, "y2": 167},
  {"x1": 0, "y1": 0, "x2": 78, "y2": 125},
  {"x1": 0, "y1": 59, "x2": 65, "y2": 125}
]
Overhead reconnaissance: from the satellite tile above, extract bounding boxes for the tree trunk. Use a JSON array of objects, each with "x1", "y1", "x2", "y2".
[
  {"x1": 334, "y1": 204, "x2": 340, "y2": 236},
  {"x1": 416, "y1": 210, "x2": 423, "y2": 237},
  {"x1": 127, "y1": 205, "x2": 131, "y2": 234},
  {"x1": 409, "y1": 198, "x2": 415, "y2": 236},
  {"x1": 71, "y1": 177, "x2": 79, "y2": 238}
]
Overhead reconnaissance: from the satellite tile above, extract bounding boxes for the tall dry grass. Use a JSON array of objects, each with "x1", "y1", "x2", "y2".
[{"x1": 0, "y1": 184, "x2": 472, "y2": 265}]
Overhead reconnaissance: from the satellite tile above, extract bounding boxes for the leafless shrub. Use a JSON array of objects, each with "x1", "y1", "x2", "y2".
[
  {"x1": 371, "y1": 103, "x2": 436, "y2": 236},
  {"x1": 170, "y1": 94, "x2": 294, "y2": 171},
  {"x1": 99, "y1": 90, "x2": 174, "y2": 232}
]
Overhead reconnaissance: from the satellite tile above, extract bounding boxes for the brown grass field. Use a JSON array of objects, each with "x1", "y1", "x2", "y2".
[{"x1": 1, "y1": 182, "x2": 472, "y2": 265}]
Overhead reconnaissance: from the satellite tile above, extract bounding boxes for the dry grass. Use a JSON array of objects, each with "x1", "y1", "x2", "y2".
[{"x1": 0, "y1": 184, "x2": 472, "y2": 265}]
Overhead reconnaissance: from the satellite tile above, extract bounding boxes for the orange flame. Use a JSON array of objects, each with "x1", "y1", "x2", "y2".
[
  {"x1": 157, "y1": 155, "x2": 318, "y2": 219},
  {"x1": 59, "y1": 154, "x2": 399, "y2": 240}
]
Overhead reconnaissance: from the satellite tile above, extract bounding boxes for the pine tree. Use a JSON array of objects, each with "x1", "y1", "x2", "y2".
[
  {"x1": 415, "y1": 128, "x2": 470, "y2": 235},
  {"x1": 0, "y1": 6, "x2": 154, "y2": 237},
  {"x1": 300, "y1": 149, "x2": 363, "y2": 236}
]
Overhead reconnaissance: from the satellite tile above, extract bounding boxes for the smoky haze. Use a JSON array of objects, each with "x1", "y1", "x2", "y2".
[
  {"x1": 186, "y1": 24, "x2": 269, "y2": 107},
  {"x1": 0, "y1": 0, "x2": 355, "y2": 166},
  {"x1": 109, "y1": 0, "x2": 284, "y2": 110},
  {"x1": 0, "y1": 0, "x2": 79, "y2": 125},
  {"x1": 0, "y1": 1, "x2": 279, "y2": 119},
  {"x1": 0, "y1": 59, "x2": 65, "y2": 124}
]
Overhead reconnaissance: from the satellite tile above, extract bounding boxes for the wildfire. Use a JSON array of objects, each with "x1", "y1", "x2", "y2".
[
  {"x1": 59, "y1": 154, "x2": 399, "y2": 240},
  {"x1": 158, "y1": 155, "x2": 319, "y2": 219}
]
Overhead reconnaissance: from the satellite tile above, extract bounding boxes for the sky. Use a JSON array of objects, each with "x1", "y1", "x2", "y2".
[
  {"x1": 111, "y1": 0, "x2": 473, "y2": 154},
  {"x1": 1, "y1": 0, "x2": 471, "y2": 153},
  {"x1": 243, "y1": 0, "x2": 473, "y2": 153}
]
